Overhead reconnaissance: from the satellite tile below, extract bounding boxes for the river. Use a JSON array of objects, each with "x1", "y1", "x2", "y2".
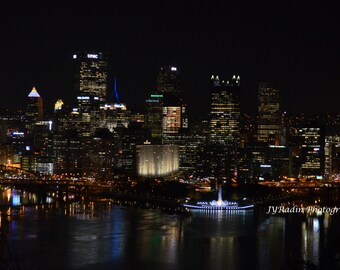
[{"x1": 1, "y1": 187, "x2": 340, "y2": 270}]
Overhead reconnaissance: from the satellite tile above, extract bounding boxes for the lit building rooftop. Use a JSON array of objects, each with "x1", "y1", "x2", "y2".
[{"x1": 28, "y1": 87, "x2": 41, "y2": 98}]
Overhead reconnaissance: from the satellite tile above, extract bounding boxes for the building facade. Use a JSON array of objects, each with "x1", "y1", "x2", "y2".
[
  {"x1": 257, "y1": 82, "x2": 283, "y2": 145},
  {"x1": 137, "y1": 144, "x2": 179, "y2": 177},
  {"x1": 209, "y1": 75, "x2": 240, "y2": 180},
  {"x1": 299, "y1": 127, "x2": 324, "y2": 179},
  {"x1": 25, "y1": 87, "x2": 43, "y2": 134},
  {"x1": 73, "y1": 51, "x2": 108, "y2": 112},
  {"x1": 157, "y1": 65, "x2": 180, "y2": 98}
]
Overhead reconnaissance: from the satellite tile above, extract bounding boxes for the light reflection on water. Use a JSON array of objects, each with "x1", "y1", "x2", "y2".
[
  {"x1": 0, "y1": 186, "x2": 52, "y2": 206},
  {"x1": 1, "y1": 188, "x2": 340, "y2": 270}
]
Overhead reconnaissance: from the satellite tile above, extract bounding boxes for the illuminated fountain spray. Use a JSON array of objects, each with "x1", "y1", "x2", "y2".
[
  {"x1": 183, "y1": 183, "x2": 253, "y2": 210},
  {"x1": 216, "y1": 185, "x2": 224, "y2": 206},
  {"x1": 211, "y1": 185, "x2": 228, "y2": 207}
]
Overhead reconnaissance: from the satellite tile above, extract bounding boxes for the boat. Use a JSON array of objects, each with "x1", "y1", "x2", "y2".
[{"x1": 182, "y1": 186, "x2": 254, "y2": 210}]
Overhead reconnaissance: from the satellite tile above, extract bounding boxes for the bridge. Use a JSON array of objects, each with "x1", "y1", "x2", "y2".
[
  {"x1": 0, "y1": 164, "x2": 40, "y2": 178},
  {"x1": 259, "y1": 180, "x2": 340, "y2": 189}
]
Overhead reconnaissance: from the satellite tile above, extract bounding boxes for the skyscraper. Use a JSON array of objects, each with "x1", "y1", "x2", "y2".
[
  {"x1": 209, "y1": 75, "x2": 240, "y2": 145},
  {"x1": 73, "y1": 51, "x2": 108, "y2": 111},
  {"x1": 209, "y1": 75, "x2": 240, "y2": 180},
  {"x1": 145, "y1": 65, "x2": 188, "y2": 145},
  {"x1": 25, "y1": 87, "x2": 43, "y2": 134},
  {"x1": 161, "y1": 94, "x2": 188, "y2": 144},
  {"x1": 299, "y1": 126, "x2": 324, "y2": 179},
  {"x1": 257, "y1": 82, "x2": 283, "y2": 145},
  {"x1": 325, "y1": 135, "x2": 340, "y2": 180},
  {"x1": 157, "y1": 65, "x2": 180, "y2": 98},
  {"x1": 144, "y1": 92, "x2": 164, "y2": 142}
]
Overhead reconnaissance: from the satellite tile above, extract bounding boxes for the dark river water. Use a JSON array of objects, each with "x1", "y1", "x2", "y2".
[{"x1": 1, "y1": 187, "x2": 340, "y2": 270}]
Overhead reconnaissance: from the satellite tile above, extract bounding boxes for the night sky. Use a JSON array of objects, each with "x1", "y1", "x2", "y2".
[{"x1": 1, "y1": 1, "x2": 340, "y2": 117}]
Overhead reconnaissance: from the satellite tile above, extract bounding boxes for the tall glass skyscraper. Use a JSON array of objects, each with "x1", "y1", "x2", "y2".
[
  {"x1": 25, "y1": 87, "x2": 43, "y2": 134},
  {"x1": 144, "y1": 92, "x2": 164, "y2": 142},
  {"x1": 257, "y1": 82, "x2": 282, "y2": 145},
  {"x1": 157, "y1": 65, "x2": 180, "y2": 98},
  {"x1": 209, "y1": 75, "x2": 240, "y2": 180},
  {"x1": 149, "y1": 65, "x2": 188, "y2": 144},
  {"x1": 72, "y1": 51, "x2": 108, "y2": 112}
]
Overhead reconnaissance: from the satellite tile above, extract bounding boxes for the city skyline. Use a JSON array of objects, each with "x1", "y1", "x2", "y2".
[
  {"x1": 2, "y1": 2, "x2": 340, "y2": 269},
  {"x1": 1, "y1": 1, "x2": 340, "y2": 116}
]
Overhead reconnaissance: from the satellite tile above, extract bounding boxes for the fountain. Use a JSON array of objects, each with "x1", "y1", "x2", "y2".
[{"x1": 182, "y1": 185, "x2": 254, "y2": 210}]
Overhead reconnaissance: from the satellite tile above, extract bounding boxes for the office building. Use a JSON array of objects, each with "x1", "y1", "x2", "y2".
[
  {"x1": 73, "y1": 51, "x2": 107, "y2": 111},
  {"x1": 82, "y1": 128, "x2": 114, "y2": 180},
  {"x1": 157, "y1": 65, "x2": 180, "y2": 98},
  {"x1": 53, "y1": 128, "x2": 82, "y2": 176},
  {"x1": 25, "y1": 87, "x2": 43, "y2": 134},
  {"x1": 324, "y1": 135, "x2": 340, "y2": 180},
  {"x1": 162, "y1": 102, "x2": 188, "y2": 145},
  {"x1": 145, "y1": 66, "x2": 188, "y2": 146},
  {"x1": 209, "y1": 75, "x2": 240, "y2": 180},
  {"x1": 144, "y1": 92, "x2": 164, "y2": 141},
  {"x1": 257, "y1": 82, "x2": 283, "y2": 145},
  {"x1": 299, "y1": 127, "x2": 324, "y2": 179}
]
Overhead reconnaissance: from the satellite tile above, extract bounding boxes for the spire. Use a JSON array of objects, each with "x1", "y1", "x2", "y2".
[
  {"x1": 114, "y1": 77, "x2": 120, "y2": 104},
  {"x1": 28, "y1": 87, "x2": 41, "y2": 98},
  {"x1": 111, "y1": 77, "x2": 120, "y2": 104}
]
